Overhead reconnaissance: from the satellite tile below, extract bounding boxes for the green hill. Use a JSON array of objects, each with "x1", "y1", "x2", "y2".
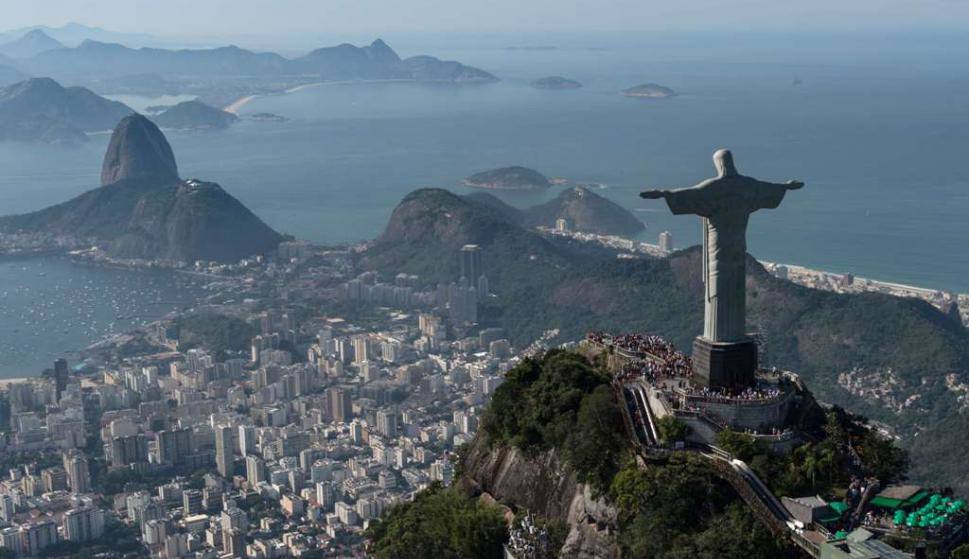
[{"x1": 523, "y1": 185, "x2": 645, "y2": 236}]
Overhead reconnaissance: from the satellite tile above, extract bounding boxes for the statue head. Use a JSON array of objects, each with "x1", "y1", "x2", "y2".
[{"x1": 713, "y1": 149, "x2": 738, "y2": 177}]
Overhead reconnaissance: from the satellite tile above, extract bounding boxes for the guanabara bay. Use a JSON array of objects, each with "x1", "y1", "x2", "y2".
[{"x1": 0, "y1": 4, "x2": 968, "y2": 559}]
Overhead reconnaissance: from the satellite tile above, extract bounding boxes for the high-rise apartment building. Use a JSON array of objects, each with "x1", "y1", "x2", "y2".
[
  {"x1": 215, "y1": 425, "x2": 233, "y2": 477},
  {"x1": 62, "y1": 451, "x2": 90, "y2": 494}
]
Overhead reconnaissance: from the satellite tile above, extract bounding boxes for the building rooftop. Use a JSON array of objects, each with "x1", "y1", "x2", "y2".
[
  {"x1": 788, "y1": 496, "x2": 828, "y2": 509},
  {"x1": 878, "y1": 485, "x2": 922, "y2": 502},
  {"x1": 871, "y1": 485, "x2": 928, "y2": 510},
  {"x1": 822, "y1": 529, "x2": 914, "y2": 559}
]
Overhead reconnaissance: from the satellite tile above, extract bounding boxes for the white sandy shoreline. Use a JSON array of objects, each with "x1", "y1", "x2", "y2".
[
  {"x1": 223, "y1": 95, "x2": 258, "y2": 114},
  {"x1": 222, "y1": 78, "x2": 417, "y2": 113}
]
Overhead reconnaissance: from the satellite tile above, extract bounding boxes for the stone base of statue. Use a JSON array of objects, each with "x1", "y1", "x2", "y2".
[{"x1": 692, "y1": 337, "x2": 758, "y2": 390}]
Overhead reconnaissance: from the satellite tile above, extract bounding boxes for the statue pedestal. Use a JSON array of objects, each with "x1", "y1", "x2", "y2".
[{"x1": 692, "y1": 337, "x2": 757, "y2": 390}]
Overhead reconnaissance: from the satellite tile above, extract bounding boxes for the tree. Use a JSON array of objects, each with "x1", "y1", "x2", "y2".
[
  {"x1": 609, "y1": 455, "x2": 795, "y2": 558},
  {"x1": 715, "y1": 430, "x2": 761, "y2": 462},
  {"x1": 366, "y1": 484, "x2": 508, "y2": 559},
  {"x1": 565, "y1": 385, "x2": 626, "y2": 492},
  {"x1": 479, "y1": 351, "x2": 623, "y2": 489},
  {"x1": 656, "y1": 416, "x2": 691, "y2": 444}
]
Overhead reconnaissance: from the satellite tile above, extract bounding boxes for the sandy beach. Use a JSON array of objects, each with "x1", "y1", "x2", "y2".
[
  {"x1": 223, "y1": 95, "x2": 258, "y2": 114},
  {"x1": 222, "y1": 79, "x2": 415, "y2": 114}
]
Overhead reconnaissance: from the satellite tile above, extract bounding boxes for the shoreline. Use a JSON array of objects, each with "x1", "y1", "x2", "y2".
[
  {"x1": 0, "y1": 377, "x2": 32, "y2": 387},
  {"x1": 2, "y1": 238, "x2": 968, "y2": 300},
  {"x1": 223, "y1": 94, "x2": 258, "y2": 114},
  {"x1": 221, "y1": 78, "x2": 419, "y2": 113},
  {"x1": 760, "y1": 261, "x2": 946, "y2": 297}
]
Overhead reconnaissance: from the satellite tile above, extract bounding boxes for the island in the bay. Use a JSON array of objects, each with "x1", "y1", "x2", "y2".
[
  {"x1": 151, "y1": 100, "x2": 239, "y2": 131},
  {"x1": 531, "y1": 76, "x2": 582, "y2": 89},
  {"x1": 622, "y1": 82, "x2": 677, "y2": 98},
  {"x1": 462, "y1": 166, "x2": 551, "y2": 190}
]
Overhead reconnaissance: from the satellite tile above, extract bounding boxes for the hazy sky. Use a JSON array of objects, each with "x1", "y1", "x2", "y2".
[{"x1": 5, "y1": 0, "x2": 969, "y2": 37}]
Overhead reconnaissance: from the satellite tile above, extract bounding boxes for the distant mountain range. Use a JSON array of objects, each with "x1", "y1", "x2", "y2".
[
  {"x1": 362, "y1": 187, "x2": 969, "y2": 490},
  {"x1": 0, "y1": 78, "x2": 243, "y2": 143},
  {"x1": 0, "y1": 22, "x2": 160, "y2": 49},
  {"x1": 17, "y1": 38, "x2": 496, "y2": 84},
  {"x1": 0, "y1": 61, "x2": 27, "y2": 87},
  {"x1": 0, "y1": 77, "x2": 133, "y2": 143},
  {"x1": 0, "y1": 114, "x2": 283, "y2": 262},
  {"x1": 0, "y1": 30, "x2": 64, "y2": 59}
]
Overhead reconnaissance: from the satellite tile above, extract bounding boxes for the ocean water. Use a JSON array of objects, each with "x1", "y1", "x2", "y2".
[
  {"x1": 0, "y1": 257, "x2": 207, "y2": 377},
  {"x1": 0, "y1": 32, "x2": 968, "y2": 375}
]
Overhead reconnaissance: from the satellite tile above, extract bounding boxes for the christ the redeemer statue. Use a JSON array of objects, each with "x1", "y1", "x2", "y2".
[{"x1": 642, "y1": 149, "x2": 804, "y2": 388}]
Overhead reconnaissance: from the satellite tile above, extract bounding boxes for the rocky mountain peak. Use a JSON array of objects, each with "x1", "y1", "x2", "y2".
[
  {"x1": 365, "y1": 38, "x2": 402, "y2": 65},
  {"x1": 100, "y1": 114, "x2": 179, "y2": 186}
]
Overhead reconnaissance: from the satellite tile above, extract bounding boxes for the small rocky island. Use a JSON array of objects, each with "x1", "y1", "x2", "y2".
[
  {"x1": 622, "y1": 83, "x2": 676, "y2": 99},
  {"x1": 463, "y1": 166, "x2": 551, "y2": 191},
  {"x1": 152, "y1": 100, "x2": 239, "y2": 130},
  {"x1": 530, "y1": 76, "x2": 582, "y2": 90}
]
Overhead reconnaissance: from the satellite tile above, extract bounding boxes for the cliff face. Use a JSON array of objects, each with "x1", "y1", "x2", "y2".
[
  {"x1": 101, "y1": 114, "x2": 178, "y2": 185},
  {"x1": 460, "y1": 436, "x2": 620, "y2": 559}
]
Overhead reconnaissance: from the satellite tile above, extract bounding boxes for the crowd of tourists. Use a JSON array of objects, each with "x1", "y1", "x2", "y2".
[
  {"x1": 679, "y1": 384, "x2": 784, "y2": 403},
  {"x1": 590, "y1": 331, "x2": 789, "y2": 404},
  {"x1": 588, "y1": 331, "x2": 694, "y2": 380}
]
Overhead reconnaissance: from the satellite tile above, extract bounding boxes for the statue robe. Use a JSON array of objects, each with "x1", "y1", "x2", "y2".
[{"x1": 662, "y1": 175, "x2": 791, "y2": 343}]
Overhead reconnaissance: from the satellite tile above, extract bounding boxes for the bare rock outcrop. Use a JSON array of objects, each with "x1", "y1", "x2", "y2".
[{"x1": 460, "y1": 436, "x2": 620, "y2": 559}]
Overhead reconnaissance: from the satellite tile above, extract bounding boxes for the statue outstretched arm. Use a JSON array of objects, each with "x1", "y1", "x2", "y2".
[
  {"x1": 640, "y1": 189, "x2": 669, "y2": 200},
  {"x1": 748, "y1": 179, "x2": 805, "y2": 211},
  {"x1": 640, "y1": 185, "x2": 713, "y2": 216}
]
